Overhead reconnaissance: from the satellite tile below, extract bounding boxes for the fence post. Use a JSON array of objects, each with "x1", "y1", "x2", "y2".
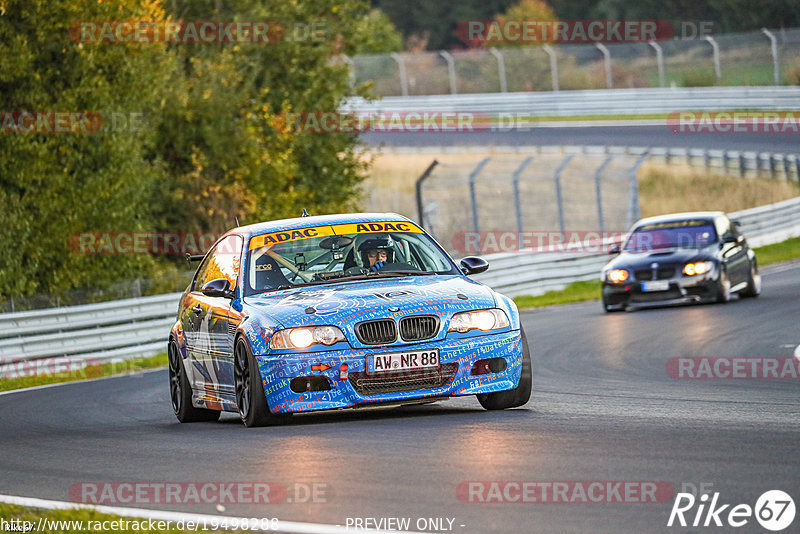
[
  {"x1": 511, "y1": 157, "x2": 534, "y2": 238},
  {"x1": 594, "y1": 156, "x2": 613, "y2": 233},
  {"x1": 543, "y1": 45, "x2": 559, "y2": 92},
  {"x1": 439, "y1": 50, "x2": 457, "y2": 95},
  {"x1": 553, "y1": 154, "x2": 574, "y2": 233},
  {"x1": 415, "y1": 160, "x2": 439, "y2": 227},
  {"x1": 761, "y1": 28, "x2": 780, "y2": 85},
  {"x1": 489, "y1": 48, "x2": 508, "y2": 93},
  {"x1": 647, "y1": 40, "x2": 665, "y2": 88},
  {"x1": 340, "y1": 54, "x2": 356, "y2": 90},
  {"x1": 626, "y1": 153, "x2": 649, "y2": 228},
  {"x1": 390, "y1": 52, "x2": 409, "y2": 96},
  {"x1": 704, "y1": 36, "x2": 722, "y2": 84},
  {"x1": 469, "y1": 158, "x2": 492, "y2": 233},
  {"x1": 595, "y1": 43, "x2": 613, "y2": 89}
]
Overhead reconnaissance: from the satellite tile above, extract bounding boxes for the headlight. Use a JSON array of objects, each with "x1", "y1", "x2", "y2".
[
  {"x1": 683, "y1": 261, "x2": 713, "y2": 276},
  {"x1": 270, "y1": 326, "x2": 346, "y2": 350},
  {"x1": 606, "y1": 269, "x2": 629, "y2": 283},
  {"x1": 448, "y1": 309, "x2": 509, "y2": 334}
]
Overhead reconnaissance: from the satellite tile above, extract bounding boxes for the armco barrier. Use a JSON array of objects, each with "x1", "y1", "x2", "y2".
[
  {"x1": 344, "y1": 86, "x2": 800, "y2": 118},
  {"x1": 0, "y1": 293, "x2": 180, "y2": 376},
  {"x1": 1, "y1": 196, "x2": 799, "y2": 376}
]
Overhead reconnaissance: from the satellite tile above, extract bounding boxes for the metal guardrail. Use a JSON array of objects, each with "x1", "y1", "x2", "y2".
[
  {"x1": 0, "y1": 293, "x2": 180, "y2": 376},
  {"x1": 345, "y1": 86, "x2": 800, "y2": 117},
  {"x1": 472, "y1": 196, "x2": 800, "y2": 297},
  {"x1": 2, "y1": 195, "x2": 799, "y2": 376}
]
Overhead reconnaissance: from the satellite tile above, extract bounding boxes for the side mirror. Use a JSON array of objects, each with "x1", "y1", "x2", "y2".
[
  {"x1": 460, "y1": 256, "x2": 489, "y2": 275},
  {"x1": 608, "y1": 243, "x2": 621, "y2": 254},
  {"x1": 722, "y1": 234, "x2": 738, "y2": 244},
  {"x1": 732, "y1": 220, "x2": 742, "y2": 228},
  {"x1": 202, "y1": 278, "x2": 233, "y2": 298}
]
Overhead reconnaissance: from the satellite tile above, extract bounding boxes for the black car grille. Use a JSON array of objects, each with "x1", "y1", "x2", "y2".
[
  {"x1": 399, "y1": 316, "x2": 439, "y2": 341},
  {"x1": 635, "y1": 266, "x2": 676, "y2": 280},
  {"x1": 349, "y1": 362, "x2": 459, "y2": 396},
  {"x1": 355, "y1": 319, "x2": 397, "y2": 345}
]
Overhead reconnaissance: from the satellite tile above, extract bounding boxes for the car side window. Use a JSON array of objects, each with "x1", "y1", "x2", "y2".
[{"x1": 193, "y1": 234, "x2": 243, "y2": 291}]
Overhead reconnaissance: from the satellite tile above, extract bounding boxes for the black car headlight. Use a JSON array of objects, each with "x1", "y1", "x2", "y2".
[
  {"x1": 683, "y1": 261, "x2": 713, "y2": 276},
  {"x1": 270, "y1": 326, "x2": 346, "y2": 350},
  {"x1": 605, "y1": 269, "x2": 630, "y2": 283},
  {"x1": 448, "y1": 309, "x2": 509, "y2": 333}
]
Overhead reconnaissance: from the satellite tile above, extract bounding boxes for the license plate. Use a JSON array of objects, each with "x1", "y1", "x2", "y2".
[
  {"x1": 642, "y1": 280, "x2": 670, "y2": 292},
  {"x1": 367, "y1": 349, "x2": 440, "y2": 373}
]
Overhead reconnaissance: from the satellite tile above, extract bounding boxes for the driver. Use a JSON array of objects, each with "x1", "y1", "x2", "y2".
[{"x1": 358, "y1": 236, "x2": 394, "y2": 272}]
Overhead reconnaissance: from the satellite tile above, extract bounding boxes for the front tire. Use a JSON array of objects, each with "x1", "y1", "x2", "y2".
[
  {"x1": 168, "y1": 341, "x2": 220, "y2": 423},
  {"x1": 477, "y1": 328, "x2": 532, "y2": 410},
  {"x1": 740, "y1": 261, "x2": 761, "y2": 298},
  {"x1": 234, "y1": 337, "x2": 291, "y2": 428},
  {"x1": 714, "y1": 268, "x2": 732, "y2": 304},
  {"x1": 602, "y1": 298, "x2": 625, "y2": 313}
]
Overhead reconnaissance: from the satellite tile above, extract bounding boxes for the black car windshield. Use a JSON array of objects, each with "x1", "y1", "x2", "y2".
[
  {"x1": 245, "y1": 221, "x2": 460, "y2": 295},
  {"x1": 624, "y1": 220, "x2": 717, "y2": 251}
]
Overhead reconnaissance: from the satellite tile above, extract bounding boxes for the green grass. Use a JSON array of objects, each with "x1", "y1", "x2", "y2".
[
  {"x1": 753, "y1": 235, "x2": 800, "y2": 267},
  {"x1": 0, "y1": 352, "x2": 167, "y2": 393},
  {"x1": 514, "y1": 280, "x2": 602, "y2": 310},
  {"x1": 0, "y1": 503, "x2": 245, "y2": 533},
  {"x1": 512, "y1": 236, "x2": 800, "y2": 310}
]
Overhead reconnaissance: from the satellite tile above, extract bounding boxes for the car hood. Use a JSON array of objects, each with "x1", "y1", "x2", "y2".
[
  {"x1": 606, "y1": 245, "x2": 717, "y2": 270},
  {"x1": 242, "y1": 274, "x2": 496, "y2": 328}
]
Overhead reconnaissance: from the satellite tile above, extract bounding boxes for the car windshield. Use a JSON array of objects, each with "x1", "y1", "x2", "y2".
[
  {"x1": 245, "y1": 221, "x2": 459, "y2": 295},
  {"x1": 623, "y1": 220, "x2": 717, "y2": 251}
]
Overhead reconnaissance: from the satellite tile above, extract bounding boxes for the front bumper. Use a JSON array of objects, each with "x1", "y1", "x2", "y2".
[
  {"x1": 256, "y1": 330, "x2": 523, "y2": 413},
  {"x1": 602, "y1": 271, "x2": 718, "y2": 308}
]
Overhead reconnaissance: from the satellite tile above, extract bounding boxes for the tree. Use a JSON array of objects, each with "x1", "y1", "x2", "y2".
[{"x1": 0, "y1": 0, "x2": 176, "y2": 299}]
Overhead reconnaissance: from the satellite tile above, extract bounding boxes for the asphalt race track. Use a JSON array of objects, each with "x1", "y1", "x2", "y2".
[
  {"x1": 362, "y1": 125, "x2": 800, "y2": 153},
  {"x1": 2, "y1": 262, "x2": 798, "y2": 533}
]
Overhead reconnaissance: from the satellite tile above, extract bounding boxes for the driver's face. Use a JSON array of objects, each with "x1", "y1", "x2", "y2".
[{"x1": 366, "y1": 249, "x2": 388, "y2": 266}]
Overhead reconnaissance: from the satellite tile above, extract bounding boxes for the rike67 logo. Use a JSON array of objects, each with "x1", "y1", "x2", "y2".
[{"x1": 668, "y1": 490, "x2": 795, "y2": 531}]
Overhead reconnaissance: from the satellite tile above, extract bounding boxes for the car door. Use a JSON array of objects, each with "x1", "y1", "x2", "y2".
[
  {"x1": 182, "y1": 234, "x2": 243, "y2": 395},
  {"x1": 716, "y1": 216, "x2": 749, "y2": 285}
]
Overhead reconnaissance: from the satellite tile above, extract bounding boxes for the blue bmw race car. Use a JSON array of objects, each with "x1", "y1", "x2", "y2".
[{"x1": 168, "y1": 213, "x2": 531, "y2": 427}]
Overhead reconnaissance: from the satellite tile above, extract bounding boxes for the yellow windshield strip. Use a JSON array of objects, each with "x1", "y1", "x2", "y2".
[{"x1": 248, "y1": 221, "x2": 422, "y2": 250}]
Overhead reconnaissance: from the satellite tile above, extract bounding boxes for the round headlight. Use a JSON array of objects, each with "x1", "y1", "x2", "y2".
[
  {"x1": 608, "y1": 269, "x2": 629, "y2": 282},
  {"x1": 316, "y1": 326, "x2": 339, "y2": 346},
  {"x1": 288, "y1": 328, "x2": 314, "y2": 349},
  {"x1": 474, "y1": 310, "x2": 497, "y2": 331}
]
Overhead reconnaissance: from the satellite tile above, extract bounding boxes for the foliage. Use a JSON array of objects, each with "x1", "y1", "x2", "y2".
[{"x1": 1, "y1": 0, "x2": 389, "y2": 300}]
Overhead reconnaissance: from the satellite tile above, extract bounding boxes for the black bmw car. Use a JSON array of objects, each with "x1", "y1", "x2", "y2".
[{"x1": 601, "y1": 212, "x2": 761, "y2": 312}]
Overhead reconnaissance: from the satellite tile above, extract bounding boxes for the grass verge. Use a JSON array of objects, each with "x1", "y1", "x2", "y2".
[
  {"x1": 0, "y1": 352, "x2": 167, "y2": 393},
  {"x1": 0, "y1": 503, "x2": 245, "y2": 533},
  {"x1": 513, "y1": 236, "x2": 800, "y2": 310}
]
